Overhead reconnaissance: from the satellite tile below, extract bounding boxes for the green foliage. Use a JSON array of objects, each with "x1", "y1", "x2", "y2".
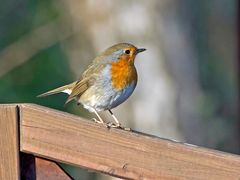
[{"x1": 0, "y1": 44, "x2": 73, "y2": 109}]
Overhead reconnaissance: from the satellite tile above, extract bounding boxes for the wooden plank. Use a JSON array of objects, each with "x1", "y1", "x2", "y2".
[
  {"x1": 20, "y1": 152, "x2": 72, "y2": 179},
  {"x1": 35, "y1": 157, "x2": 72, "y2": 180},
  {"x1": 19, "y1": 103, "x2": 240, "y2": 180},
  {"x1": 0, "y1": 105, "x2": 20, "y2": 180}
]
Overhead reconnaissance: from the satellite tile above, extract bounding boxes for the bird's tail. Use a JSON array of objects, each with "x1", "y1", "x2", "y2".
[{"x1": 37, "y1": 82, "x2": 77, "y2": 97}]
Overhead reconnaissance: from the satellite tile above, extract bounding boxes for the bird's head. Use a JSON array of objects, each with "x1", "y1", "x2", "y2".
[{"x1": 94, "y1": 43, "x2": 146, "y2": 65}]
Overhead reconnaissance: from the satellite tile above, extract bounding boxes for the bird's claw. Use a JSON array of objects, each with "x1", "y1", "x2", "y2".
[
  {"x1": 106, "y1": 122, "x2": 131, "y2": 131},
  {"x1": 106, "y1": 122, "x2": 120, "y2": 128},
  {"x1": 92, "y1": 119, "x2": 131, "y2": 131},
  {"x1": 92, "y1": 118, "x2": 103, "y2": 124}
]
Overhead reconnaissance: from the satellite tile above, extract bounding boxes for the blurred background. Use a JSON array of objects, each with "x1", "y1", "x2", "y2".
[{"x1": 0, "y1": 0, "x2": 238, "y2": 179}]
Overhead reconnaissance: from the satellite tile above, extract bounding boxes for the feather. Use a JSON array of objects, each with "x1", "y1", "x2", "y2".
[
  {"x1": 37, "y1": 82, "x2": 76, "y2": 97},
  {"x1": 65, "y1": 78, "x2": 93, "y2": 104}
]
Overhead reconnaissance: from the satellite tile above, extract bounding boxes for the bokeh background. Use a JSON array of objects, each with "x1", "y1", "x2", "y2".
[{"x1": 0, "y1": 0, "x2": 238, "y2": 179}]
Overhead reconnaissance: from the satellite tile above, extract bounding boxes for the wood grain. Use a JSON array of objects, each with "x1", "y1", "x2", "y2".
[
  {"x1": 0, "y1": 105, "x2": 20, "y2": 180},
  {"x1": 19, "y1": 104, "x2": 240, "y2": 180}
]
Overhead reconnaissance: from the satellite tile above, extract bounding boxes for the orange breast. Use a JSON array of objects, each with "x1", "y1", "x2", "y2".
[{"x1": 111, "y1": 59, "x2": 137, "y2": 90}]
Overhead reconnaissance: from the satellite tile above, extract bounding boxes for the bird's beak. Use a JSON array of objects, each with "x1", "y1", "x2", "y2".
[{"x1": 136, "y1": 48, "x2": 146, "y2": 54}]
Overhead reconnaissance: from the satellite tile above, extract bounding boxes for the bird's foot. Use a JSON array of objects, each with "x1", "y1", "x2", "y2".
[
  {"x1": 106, "y1": 122, "x2": 131, "y2": 131},
  {"x1": 107, "y1": 122, "x2": 120, "y2": 128},
  {"x1": 92, "y1": 118, "x2": 104, "y2": 124}
]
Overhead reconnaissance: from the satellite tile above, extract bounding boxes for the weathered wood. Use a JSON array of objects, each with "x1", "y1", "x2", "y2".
[
  {"x1": 0, "y1": 105, "x2": 20, "y2": 180},
  {"x1": 19, "y1": 103, "x2": 240, "y2": 180}
]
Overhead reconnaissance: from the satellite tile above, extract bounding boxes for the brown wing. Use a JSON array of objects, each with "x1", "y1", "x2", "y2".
[
  {"x1": 82, "y1": 62, "x2": 105, "y2": 79},
  {"x1": 65, "y1": 78, "x2": 91, "y2": 104},
  {"x1": 65, "y1": 63, "x2": 105, "y2": 104}
]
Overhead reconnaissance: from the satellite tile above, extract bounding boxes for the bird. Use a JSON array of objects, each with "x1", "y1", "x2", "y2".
[{"x1": 38, "y1": 43, "x2": 146, "y2": 129}]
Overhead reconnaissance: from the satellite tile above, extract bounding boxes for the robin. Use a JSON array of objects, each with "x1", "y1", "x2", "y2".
[{"x1": 38, "y1": 43, "x2": 146, "y2": 129}]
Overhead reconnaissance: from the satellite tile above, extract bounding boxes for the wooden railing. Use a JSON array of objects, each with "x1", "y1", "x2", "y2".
[{"x1": 1, "y1": 104, "x2": 240, "y2": 179}]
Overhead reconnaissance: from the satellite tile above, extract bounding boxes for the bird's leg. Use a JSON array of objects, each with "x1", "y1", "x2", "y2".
[
  {"x1": 108, "y1": 110, "x2": 131, "y2": 130},
  {"x1": 108, "y1": 110, "x2": 121, "y2": 127},
  {"x1": 92, "y1": 109, "x2": 105, "y2": 124}
]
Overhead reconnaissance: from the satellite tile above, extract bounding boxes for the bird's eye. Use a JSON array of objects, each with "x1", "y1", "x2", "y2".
[{"x1": 125, "y1": 49, "x2": 130, "y2": 54}]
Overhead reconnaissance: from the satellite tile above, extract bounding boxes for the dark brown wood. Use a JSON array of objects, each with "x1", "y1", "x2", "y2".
[
  {"x1": 35, "y1": 157, "x2": 72, "y2": 180},
  {"x1": 20, "y1": 153, "x2": 36, "y2": 180},
  {"x1": 19, "y1": 103, "x2": 240, "y2": 180},
  {"x1": 0, "y1": 105, "x2": 20, "y2": 180},
  {"x1": 20, "y1": 153, "x2": 72, "y2": 180}
]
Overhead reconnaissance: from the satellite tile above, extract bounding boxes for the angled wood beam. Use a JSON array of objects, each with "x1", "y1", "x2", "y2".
[{"x1": 18, "y1": 103, "x2": 240, "y2": 179}]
